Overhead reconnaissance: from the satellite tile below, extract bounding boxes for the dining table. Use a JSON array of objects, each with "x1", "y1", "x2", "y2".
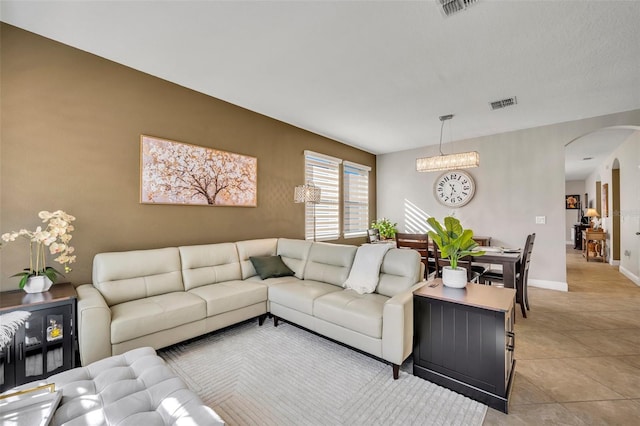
[{"x1": 476, "y1": 248, "x2": 522, "y2": 289}]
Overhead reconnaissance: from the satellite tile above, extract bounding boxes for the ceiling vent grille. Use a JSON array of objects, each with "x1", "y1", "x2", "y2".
[
  {"x1": 439, "y1": 0, "x2": 479, "y2": 17},
  {"x1": 490, "y1": 96, "x2": 518, "y2": 111}
]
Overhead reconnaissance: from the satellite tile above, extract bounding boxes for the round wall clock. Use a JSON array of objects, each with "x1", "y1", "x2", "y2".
[{"x1": 433, "y1": 170, "x2": 476, "y2": 207}]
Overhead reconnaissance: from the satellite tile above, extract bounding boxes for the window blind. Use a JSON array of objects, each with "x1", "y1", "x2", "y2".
[
  {"x1": 343, "y1": 161, "x2": 371, "y2": 238},
  {"x1": 304, "y1": 151, "x2": 342, "y2": 241}
]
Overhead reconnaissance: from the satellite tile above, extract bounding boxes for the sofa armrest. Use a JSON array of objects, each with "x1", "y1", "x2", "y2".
[
  {"x1": 76, "y1": 284, "x2": 112, "y2": 366},
  {"x1": 381, "y1": 281, "x2": 426, "y2": 365}
]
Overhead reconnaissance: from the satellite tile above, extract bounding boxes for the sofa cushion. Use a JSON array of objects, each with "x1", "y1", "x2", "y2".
[
  {"x1": 93, "y1": 247, "x2": 184, "y2": 306},
  {"x1": 250, "y1": 255, "x2": 295, "y2": 280},
  {"x1": 188, "y1": 280, "x2": 268, "y2": 316},
  {"x1": 376, "y1": 248, "x2": 422, "y2": 297},
  {"x1": 179, "y1": 243, "x2": 242, "y2": 290},
  {"x1": 48, "y1": 347, "x2": 224, "y2": 425},
  {"x1": 111, "y1": 292, "x2": 206, "y2": 344},
  {"x1": 313, "y1": 290, "x2": 388, "y2": 339},
  {"x1": 303, "y1": 242, "x2": 357, "y2": 287},
  {"x1": 236, "y1": 238, "x2": 279, "y2": 279},
  {"x1": 276, "y1": 238, "x2": 312, "y2": 279},
  {"x1": 269, "y1": 280, "x2": 341, "y2": 315}
]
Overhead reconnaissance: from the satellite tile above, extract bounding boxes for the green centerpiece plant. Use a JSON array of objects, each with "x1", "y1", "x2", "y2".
[
  {"x1": 371, "y1": 218, "x2": 398, "y2": 239},
  {"x1": 427, "y1": 216, "x2": 484, "y2": 288}
]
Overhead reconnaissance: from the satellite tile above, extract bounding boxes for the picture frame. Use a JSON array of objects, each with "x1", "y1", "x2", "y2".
[
  {"x1": 602, "y1": 184, "x2": 609, "y2": 217},
  {"x1": 140, "y1": 135, "x2": 257, "y2": 207},
  {"x1": 565, "y1": 194, "x2": 580, "y2": 210}
]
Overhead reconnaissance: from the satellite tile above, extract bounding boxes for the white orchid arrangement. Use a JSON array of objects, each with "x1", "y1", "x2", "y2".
[{"x1": 1, "y1": 210, "x2": 76, "y2": 289}]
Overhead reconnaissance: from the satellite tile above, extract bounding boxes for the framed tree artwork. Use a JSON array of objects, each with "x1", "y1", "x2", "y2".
[
  {"x1": 602, "y1": 183, "x2": 609, "y2": 217},
  {"x1": 140, "y1": 135, "x2": 257, "y2": 207},
  {"x1": 565, "y1": 194, "x2": 580, "y2": 209}
]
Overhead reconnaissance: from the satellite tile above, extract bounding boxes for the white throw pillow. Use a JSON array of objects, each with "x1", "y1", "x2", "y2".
[{"x1": 343, "y1": 244, "x2": 392, "y2": 294}]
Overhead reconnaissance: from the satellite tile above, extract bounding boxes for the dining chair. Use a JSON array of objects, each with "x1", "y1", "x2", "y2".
[
  {"x1": 367, "y1": 228, "x2": 381, "y2": 243},
  {"x1": 431, "y1": 245, "x2": 487, "y2": 283},
  {"x1": 395, "y1": 232, "x2": 430, "y2": 279},
  {"x1": 483, "y1": 233, "x2": 536, "y2": 318},
  {"x1": 521, "y1": 234, "x2": 535, "y2": 313}
]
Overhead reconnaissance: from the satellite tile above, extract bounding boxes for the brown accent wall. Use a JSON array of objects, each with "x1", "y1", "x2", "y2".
[{"x1": 0, "y1": 24, "x2": 376, "y2": 291}]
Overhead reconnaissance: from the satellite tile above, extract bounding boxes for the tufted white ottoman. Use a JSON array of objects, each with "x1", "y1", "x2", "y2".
[{"x1": 47, "y1": 347, "x2": 224, "y2": 425}]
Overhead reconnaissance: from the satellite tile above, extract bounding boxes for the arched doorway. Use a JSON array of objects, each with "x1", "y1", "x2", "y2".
[{"x1": 564, "y1": 126, "x2": 640, "y2": 287}]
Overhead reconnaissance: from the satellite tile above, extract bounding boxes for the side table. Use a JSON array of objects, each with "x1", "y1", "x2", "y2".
[
  {"x1": 0, "y1": 282, "x2": 77, "y2": 393},
  {"x1": 413, "y1": 281, "x2": 516, "y2": 413},
  {"x1": 582, "y1": 230, "x2": 606, "y2": 262}
]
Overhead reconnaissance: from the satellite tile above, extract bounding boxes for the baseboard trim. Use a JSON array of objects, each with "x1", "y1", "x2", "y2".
[
  {"x1": 619, "y1": 265, "x2": 640, "y2": 286},
  {"x1": 529, "y1": 279, "x2": 568, "y2": 292}
]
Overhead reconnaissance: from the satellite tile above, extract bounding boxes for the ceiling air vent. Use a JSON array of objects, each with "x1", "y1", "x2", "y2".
[
  {"x1": 439, "y1": 0, "x2": 479, "y2": 17},
  {"x1": 489, "y1": 96, "x2": 518, "y2": 111}
]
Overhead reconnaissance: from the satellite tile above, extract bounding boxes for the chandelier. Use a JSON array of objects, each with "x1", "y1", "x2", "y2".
[{"x1": 416, "y1": 114, "x2": 479, "y2": 172}]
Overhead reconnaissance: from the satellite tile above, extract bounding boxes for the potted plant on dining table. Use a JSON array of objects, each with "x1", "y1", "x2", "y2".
[{"x1": 427, "y1": 216, "x2": 484, "y2": 288}]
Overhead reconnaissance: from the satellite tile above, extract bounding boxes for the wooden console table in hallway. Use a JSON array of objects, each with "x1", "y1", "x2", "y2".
[{"x1": 582, "y1": 230, "x2": 606, "y2": 262}]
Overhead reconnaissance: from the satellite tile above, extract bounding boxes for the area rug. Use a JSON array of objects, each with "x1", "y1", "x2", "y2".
[{"x1": 159, "y1": 320, "x2": 487, "y2": 425}]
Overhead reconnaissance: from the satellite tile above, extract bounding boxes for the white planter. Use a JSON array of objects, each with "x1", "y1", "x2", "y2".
[
  {"x1": 24, "y1": 275, "x2": 53, "y2": 293},
  {"x1": 442, "y1": 266, "x2": 467, "y2": 288}
]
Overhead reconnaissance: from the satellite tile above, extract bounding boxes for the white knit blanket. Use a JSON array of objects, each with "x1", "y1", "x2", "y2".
[{"x1": 343, "y1": 243, "x2": 392, "y2": 294}]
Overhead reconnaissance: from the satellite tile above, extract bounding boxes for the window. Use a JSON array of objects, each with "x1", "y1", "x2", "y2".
[
  {"x1": 343, "y1": 161, "x2": 370, "y2": 238},
  {"x1": 304, "y1": 151, "x2": 341, "y2": 241}
]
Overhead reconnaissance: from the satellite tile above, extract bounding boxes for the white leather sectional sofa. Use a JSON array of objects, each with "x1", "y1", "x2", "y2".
[{"x1": 76, "y1": 238, "x2": 423, "y2": 379}]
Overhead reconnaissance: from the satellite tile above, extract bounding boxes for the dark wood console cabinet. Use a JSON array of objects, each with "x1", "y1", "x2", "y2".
[
  {"x1": 0, "y1": 283, "x2": 77, "y2": 392},
  {"x1": 413, "y1": 281, "x2": 516, "y2": 413}
]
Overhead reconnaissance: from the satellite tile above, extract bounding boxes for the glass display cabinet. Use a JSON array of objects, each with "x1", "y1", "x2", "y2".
[{"x1": 0, "y1": 283, "x2": 77, "y2": 393}]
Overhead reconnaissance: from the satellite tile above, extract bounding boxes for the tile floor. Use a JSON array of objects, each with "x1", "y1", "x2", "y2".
[{"x1": 483, "y1": 247, "x2": 640, "y2": 425}]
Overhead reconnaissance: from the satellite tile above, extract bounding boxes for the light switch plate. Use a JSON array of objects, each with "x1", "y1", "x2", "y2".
[{"x1": 535, "y1": 216, "x2": 546, "y2": 224}]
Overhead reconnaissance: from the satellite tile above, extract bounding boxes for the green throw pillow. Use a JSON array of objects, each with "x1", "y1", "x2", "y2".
[{"x1": 249, "y1": 255, "x2": 295, "y2": 280}]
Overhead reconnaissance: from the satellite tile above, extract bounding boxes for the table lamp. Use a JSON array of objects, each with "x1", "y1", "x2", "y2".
[{"x1": 585, "y1": 208, "x2": 600, "y2": 229}]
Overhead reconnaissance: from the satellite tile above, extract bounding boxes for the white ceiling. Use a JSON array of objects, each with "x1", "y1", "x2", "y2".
[{"x1": 2, "y1": 1, "x2": 639, "y2": 170}]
